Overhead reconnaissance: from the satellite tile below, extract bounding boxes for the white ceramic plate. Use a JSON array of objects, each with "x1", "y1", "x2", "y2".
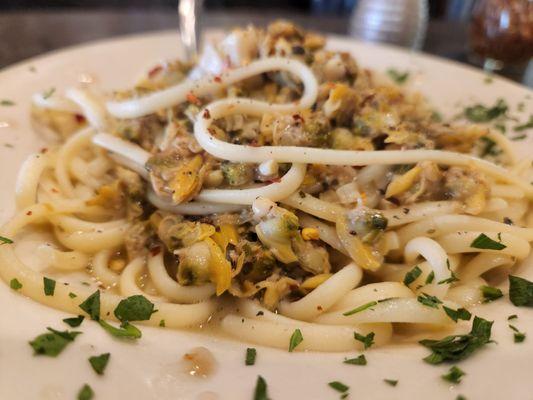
[{"x1": 0, "y1": 31, "x2": 532, "y2": 400}]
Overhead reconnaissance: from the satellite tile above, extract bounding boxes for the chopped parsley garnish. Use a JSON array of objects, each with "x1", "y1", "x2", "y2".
[
  {"x1": 0, "y1": 100, "x2": 15, "y2": 106},
  {"x1": 9, "y1": 278, "x2": 22, "y2": 290},
  {"x1": 419, "y1": 316, "x2": 493, "y2": 364},
  {"x1": 0, "y1": 235, "x2": 13, "y2": 244},
  {"x1": 343, "y1": 301, "x2": 377, "y2": 316},
  {"x1": 288, "y1": 328, "x2": 303, "y2": 352},
  {"x1": 98, "y1": 320, "x2": 142, "y2": 339},
  {"x1": 417, "y1": 293, "x2": 442, "y2": 308},
  {"x1": 328, "y1": 381, "x2": 349, "y2": 393},
  {"x1": 343, "y1": 354, "x2": 366, "y2": 365},
  {"x1": 511, "y1": 134, "x2": 527, "y2": 141},
  {"x1": 403, "y1": 265, "x2": 422, "y2": 286},
  {"x1": 509, "y1": 325, "x2": 526, "y2": 343},
  {"x1": 114, "y1": 295, "x2": 155, "y2": 322},
  {"x1": 442, "y1": 366, "x2": 465, "y2": 384},
  {"x1": 479, "y1": 137, "x2": 500, "y2": 157},
  {"x1": 63, "y1": 315, "x2": 85, "y2": 328},
  {"x1": 29, "y1": 328, "x2": 81, "y2": 357},
  {"x1": 79, "y1": 290, "x2": 101, "y2": 320},
  {"x1": 509, "y1": 275, "x2": 533, "y2": 307},
  {"x1": 508, "y1": 314, "x2": 518, "y2": 320},
  {"x1": 470, "y1": 233, "x2": 506, "y2": 250},
  {"x1": 354, "y1": 331, "x2": 375, "y2": 350},
  {"x1": 387, "y1": 69, "x2": 409, "y2": 84},
  {"x1": 464, "y1": 99, "x2": 507, "y2": 122},
  {"x1": 443, "y1": 306, "x2": 471, "y2": 323},
  {"x1": 43, "y1": 277, "x2": 56, "y2": 296},
  {"x1": 438, "y1": 259, "x2": 459, "y2": 285},
  {"x1": 246, "y1": 348, "x2": 257, "y2": 366},
  {"x1": 253, "y1": 375, "x2": 268, "y2": 400},
  {"x1": 89, "y1": 352, "x2": 110, "y2": 375},
  {"x1": 69, "y1": 292, "x2": 77, "y2": 298},
  {"x1": 159, "y1": 319, "x2": 165, "y2": 327},
  {"x1": 43, "y1": 87, "x2": 56, "y2": 99},
  {"x1": 514, "y1": 115, "x2": 533, "y2": 132},
  {"x1": 425, "y1": 271, "x2": 435, "y2": 284},
  {"x1": 456, "y1": 396, "x2": 467, "y2": 400},
  {"x1": 480, "y1": 285, "x2": 503, "y2": 302},
  {"x1": 77, "y1": 384, "x2": 94, "y2": 400},
  {"x1": 383, "y1": 379, "x2": 398, "y2": 387}
]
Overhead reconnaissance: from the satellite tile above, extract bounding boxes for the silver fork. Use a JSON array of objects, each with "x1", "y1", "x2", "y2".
[{"x1": 178, "y1": 0, "x2": 203, "y2": 62}]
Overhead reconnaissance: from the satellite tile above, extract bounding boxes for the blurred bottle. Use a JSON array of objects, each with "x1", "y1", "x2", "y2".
[
  {"x1": 349, "y1": 0, "x2": 429, "y2": 49},
  {"x1": 468, "y1": 0, "x2": 533, "y2": 75}
]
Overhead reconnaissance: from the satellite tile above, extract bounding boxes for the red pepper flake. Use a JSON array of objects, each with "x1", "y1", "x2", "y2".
[
  {"x1": 292, "y1": 114, "x2": 304, "y2": 123},
  {"x1": 203, "y1": 109, "x2": 211, "y2": 119},
  {"x1": 214, "y1": 75, "x2": 222, "y2": 83},
  {"x1": 150, "y1": 246, "x2": 162, "y2": 256},
  {"x1": 26, "y1": 211, "x2": 33, "y2": 216},
  {"x1": 40, "y1": 147, "x2": 48, "y2": 154},
  {"x1": 51, "y1": 188, "x2": 59, "y2": 193},
  {"x1": 148, "y1": 65, "x2": 163, "y2": 78},
  {"x1": 75, "y1": 114, "x2": 86, "y2": 123},
  {"x1": 186, "y1": 92, "x2": 202, "y2": 106},
  {"x1": 268, "y1": 177, "x2": 282, "y2": 184}
]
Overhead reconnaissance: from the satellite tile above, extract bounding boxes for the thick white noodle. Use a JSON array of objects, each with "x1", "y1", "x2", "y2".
[
  {"x1": 15, "y1": 153, "x2": 51, "y2": 209},
  {"x1": 446, "y1": 278, "x2": 486, "y2": 307},
  {"x1": 119, "y1": 257, "x2": 166, "y2": 302},
  {"x1": 437, "y1": 231, "x2": 530, "y2": 259},
  {"x1": 404, "y1": 237, "x2": 451, "y2": 298},
  {"x1": 298, "y1": 214, "x2": 347, "y2": 254},
  {"x1": 397, "y1": 214, "x2": 533, "y2": 246},
  {"x1": 315, "y1": 298, "x2": 458, "y2": 325},
  {"x1": 278, "y1": 263, "x2": 362, "y2": 321},
  {"x1": 92, "y1": 133, "x2": 150, "y2": 178},
  {"x1": 147, "y1": 190, "x2": 244, "y2": 215},
  {"x1": 91, "y1": 249, "x2": 120, "y2": 288},
  {"x1": 107, "y1": 57, "x2": 319, "y2": 118},
  {"x1": 147, "y1": 252, "x2": 215, "y2": 303},
  {"x1": 491, "y1": 184, "x2": 524, "y2": 199},
  {"x1": 458, "y1": 252, "x2": 514, "y2": 281},
  {"x1": 65, "y1": 88, "x2": 109, "y2": 130},
  {"x1": 32, "y1": 92, "x2": 80, "y2": 113}
]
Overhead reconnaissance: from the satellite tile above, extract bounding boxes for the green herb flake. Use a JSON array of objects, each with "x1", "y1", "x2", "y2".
[
  {"x1": 246, "y1": 348, "x2": 257, "y2": 366},
  {"x1": 470, "y1": 233, "x2": 506, "y2": 250},
  {"x1": 403, "y1": 265, "x2": 422, "y2": 286},
  {"x1": 159, "y1": 319, "x2": 165, "y2": 327},
  {"x1": 343, "y1": 301, "x2": 377, "y2": 316},
  {"x1": 0, "y1": 100, "x2": 15, "y2": 106},
  {"x1": 114, "y1": 295, "x2": 155, "y2": 322},
  {"x1": 253, "y1": 375, "x2": 268, "y2": 400},
  {"x1": 514, "y1": 115, "x2": 533, "y2": 132},
  {"x1": 288, "y1": 328, "x2": 303, "y2": 352},
  {"x1": 425, "y1": 271, "x2": 435, "y2": 284},
  {"x1": 77, "y1": 384, "x2": 94, "y2": 400},
  {"x1": 354, "y1": 331, "x2": 375, "y2": 350},
  {"x1": 343, "y1": 354, "x2": 366, "y2": 365},
  {"x1": 456, "y1": 396, "x2": 467, "y2": 400},
  {"x1": 383, "y1": 379, "x2": 398, "y2": 387},
  {"x1": 480, "y1": 285, "x2": 503, "y2": 302},
  {"x1": 483, "y1": 75, "x2": 493, "y2": 84},
  {"x1": 43, "y1": 87, "x2": 56, "y2": 99},
  {"x1": 43, "y1": 277, "x2": 56, "y2": 296},
  {"x1": 443, "y1": 306, "x2": 472, "y2": 323},
  {"x1": 9, "y1": 278, "x2": 22, "y2": 290},
  {"x1": 509, "y1": 325, "x2": 526, "y2": 343},
  {"x1": 479, "y1": 136, "x2": 500, "y2": 158},
  {"x1": 0, "y1": 235, "x2": 13, "y2": 244},
  {"x1": 63, "y1": 315, "x2": 85, "y2": 328},
  {"x1": 508, "y1": 314, "x2": 518, "y2": 320},
  {"x1": 419, "y1": 316, "x2": 493, "y2": 364},
  {"x1": 387, "y1": 69, "x2": 410, "y2": 84},
  {"x1": 79, "y1": 290, "x2": 101, "y2": 320},
  {"x1": 442, "y1": 366, "x2": 465, "y2": 384},
  {"x1": 509, "y1": 275, "x2": 533, "y2": 307},
  {"x1": 29, "y1": 328, "x2": 81, "y2": 357},
  {"x1": 417, "y1": 293, "x2": 442, "y2": 309},
  {"x1": 98, "y1": 320, "x2": 141, "y2": 340},
  {"x1": 89, "y1": 352, "x2": 110, "y2": 375},
  {"x1": 328, "y1": 381, "x2": 349, "y2": 393},
  {"x1": 69, "y1": 292, "x2": 77, "y2": 299},
  {"x1": 464, "y1": 99, "x2": 507, "y2": 122}
]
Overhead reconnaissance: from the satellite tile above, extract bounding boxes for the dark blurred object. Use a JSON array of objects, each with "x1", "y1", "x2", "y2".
[
  {"x1": 469, "y1": 0, "x2": 533, "y2": 64},
  {"x1": 468, "y1": 0, "x2": 533, "y2": 82}
]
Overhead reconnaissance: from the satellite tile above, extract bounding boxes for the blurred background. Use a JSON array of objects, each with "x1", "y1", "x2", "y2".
[{"x1": 0, "y1": 0, "x2": 531, "y2": 85}]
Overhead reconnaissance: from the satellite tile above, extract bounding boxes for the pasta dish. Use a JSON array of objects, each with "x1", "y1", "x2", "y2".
[{"x1": 2, "y1": 21, "x2": 532, "y2": 358}]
